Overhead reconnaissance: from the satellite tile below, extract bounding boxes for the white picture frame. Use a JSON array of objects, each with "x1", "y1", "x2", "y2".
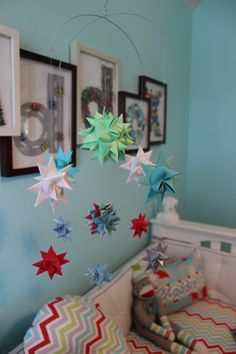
[
  {"x1": 71, "y1": 43, "x2": 119, "y2": 144},
  {"x1": 0, "y1": 49, "x2": 77, "y2": 177},
  {"x1": 0, "y1": 24, "x2": 20, "y2": 136}
]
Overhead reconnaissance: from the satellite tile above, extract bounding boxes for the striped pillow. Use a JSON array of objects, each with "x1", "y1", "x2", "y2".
[
  {"x1": 152, "y1": 251, "x2": 207, "y2": 314},
  {"x1": 24, "y1": 295, "x2": 130, "y2": 354}
]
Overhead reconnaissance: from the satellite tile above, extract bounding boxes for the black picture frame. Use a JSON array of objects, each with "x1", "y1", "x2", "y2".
[
  {"x1": 118, "y1": 91, "x2": 150, "y2": 153},
  {"x1": 0, "y1": 49, "x2": 77, "y2": 177},
  {"x1": 139, "y1": 75, "x2": 167, "y2": 145}
]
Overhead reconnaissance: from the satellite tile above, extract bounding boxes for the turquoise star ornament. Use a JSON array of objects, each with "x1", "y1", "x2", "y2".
[
  {"x1": 139, "y1": 152, "x2": 179, "y2": 203},
  {"x1": 55, "y1": 147, "x2": 72, "y2": 168},
  {"x1": 54, "y1": 147, "x2": 78, "y2": 178}
]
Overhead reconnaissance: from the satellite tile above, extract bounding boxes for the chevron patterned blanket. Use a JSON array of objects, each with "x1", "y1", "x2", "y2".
[
  {"x1": 169, "y1": 298, "x2": 236, "y2": 354},
  {"x1": 126, "y1": 331, "x2": 170, "y2": 353},
  {"x1": 12, "y1": 297, "x2": 236, "y2": 353},
  {"x1": 24, "y1": 295, "x2": 130, "y2": 353}
]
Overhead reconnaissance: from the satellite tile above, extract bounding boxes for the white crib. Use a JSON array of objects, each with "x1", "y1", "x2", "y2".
[{"x1": 9, "y1": 218, "x2": 236, "y2": 353}]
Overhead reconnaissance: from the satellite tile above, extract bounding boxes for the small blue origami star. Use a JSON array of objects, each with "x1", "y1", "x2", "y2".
[
  {"x1": 85, "y1": 263, "x2": 111, "y2": 288},
  {"x1": 52, "y1": 147, "x2": 79, "y2": 178},
  {"x1": 53, "y1": 216, "x2": 73, "y2": 241},
  {"x1": 139, "y1": 152, "x2": 179, "y2": 203},
  {"x1": 145, "y1": 247, "x2": 168, "y2": 273}
]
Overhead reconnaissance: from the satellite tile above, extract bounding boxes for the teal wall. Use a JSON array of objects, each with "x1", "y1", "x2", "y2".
[
  {"x1": 0, "y1": 0, "x2": 192, "y2": 351},
  {"x1": 184, "y1": 0, "x2": 236, "y2": 228}
]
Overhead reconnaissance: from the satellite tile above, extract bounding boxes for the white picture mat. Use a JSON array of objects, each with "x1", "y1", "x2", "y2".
[
  {"x1": 71, "y1": 43, "x2": 119, "y2": 144},
  {"x1": 0, "y1": 35, "x2": 13, "y2": 128},
  {"x1": 146, "y1": 81, "x2": 165, "y2": 143},
  {"x1": 12, "y1": 59, "x2": 72, "y2": 169},
  {"x1": 81, "y1": 51, "x2": 118, "y2": 114},
  {"x1": 125, "y1": 97, "x2": 149, "y2": 150},
  {"x1": 0, "y1": 24, "x2": 20, "y2": 135}
]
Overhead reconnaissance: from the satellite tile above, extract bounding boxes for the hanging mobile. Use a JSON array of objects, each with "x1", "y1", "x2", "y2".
[{"x1": 49, "y1": 0, "x2": 168, "y2": 100}]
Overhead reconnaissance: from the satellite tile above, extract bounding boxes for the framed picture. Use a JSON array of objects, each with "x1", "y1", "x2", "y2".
[
  {"x1": 139, "y1": 76, "x2": 167, "y2": 144},
  {"x1": 0, "y1": 24, "x2": 20, "y2": 136},
  {"x1": 71, "y1": 43, "x2": 119, "y2": 144},
  {"x1": 118, "y1": 91, "x2": 150, "y2": 153},
  {"x1": 0, "y1": 49, "x2": 77, "y2": 177}
]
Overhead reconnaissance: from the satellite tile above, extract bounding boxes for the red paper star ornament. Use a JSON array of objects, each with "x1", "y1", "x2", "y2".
[
  {"x1": 131, "y1": 213, "x2": 150, "y2": 238},
  {"x1": 33, "y1": 246, "x2": 69, "y2": 279}
]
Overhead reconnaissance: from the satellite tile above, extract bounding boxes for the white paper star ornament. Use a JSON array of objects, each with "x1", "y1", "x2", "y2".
[
  {"x1": 28, "y1": 155, "x2": 74, "y2": 211},
  {"x1": 120, "y1": 146, "x2": 155, "y2": 184}
]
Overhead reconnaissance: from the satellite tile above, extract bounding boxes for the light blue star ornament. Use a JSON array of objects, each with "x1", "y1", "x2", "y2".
[
  {"x1": 55, "y1": 147, "x2": 72, "y2": 167},
  {"x1": 145, "y1": 247, "x2": 168, "y2": 273},
  {"x1": 85, "y1": 263, "x2": 111, "y2": 288},
  {"x1": 53, "y1": 216, "x2": 73, "y2": 241},
  {"x1": 53, "y1": 147, "x2": 79, "y2": 178},
  {"x1": 139, "y1": 152, "x2": 179, "y2": 203}
]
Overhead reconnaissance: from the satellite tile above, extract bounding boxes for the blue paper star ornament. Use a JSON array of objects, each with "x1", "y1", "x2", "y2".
[
  {"x1": 53, "y1": 146, "x2": 79, "y2": 178},
  {"x1": 139, "y1": 152, "x2": 179, "y2": 203},
  {"x1": 85, "y1": 263, "x2": 111, "y2": 288},
  {"x1": 145, "y1": 247, "x2": 168, "y2": 273},
  {"x1": 53, "y1": 216, "x2": 73, "y2": 241}
]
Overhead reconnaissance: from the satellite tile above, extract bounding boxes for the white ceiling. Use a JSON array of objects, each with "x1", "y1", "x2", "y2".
[{"x1": 184, "y1": 0, "x2": 203, "y2": 10}]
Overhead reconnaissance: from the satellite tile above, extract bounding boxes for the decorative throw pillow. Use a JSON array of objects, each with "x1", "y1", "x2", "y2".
[
  {"x1": 89, "y1": 268, "x2": 133, "y2": 336},
  {"x1": 24, "y1": 295, "x2": 130, "y2": 354},
  {"x1": 151, "y1": 251, "x2": 207, "y2": 314},
  {"x1": 132, "y1": 251, "x2": 207, "y2": 314}
]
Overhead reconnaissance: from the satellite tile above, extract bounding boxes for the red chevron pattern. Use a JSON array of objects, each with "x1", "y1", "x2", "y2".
[
  {"x1": 169, "y1": 298, "x2": 236, "y2": 354},
  {"x1": 24, "y1": 295, "x2": 130, "y2": 353},
  {"x1": 85, "y1": 303, "x2": 106, "y2": 353},
  {"x1": 28, "y1": 296, "x2": 63, "y2": 354},
  {"x1": 126, "y1": 331, "x2": 168, "y2": 354}
]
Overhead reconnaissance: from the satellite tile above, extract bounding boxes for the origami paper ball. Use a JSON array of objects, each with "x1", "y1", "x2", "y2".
[
  {"x1": 130, "y1": 213, "x2": 150, "y2": 238},
  {"x1": 79, "y1": 112, "x2": 133, "y2": 165},
  {"x1": 85, "y1": 202, "x2": 120, "y2": 236}
]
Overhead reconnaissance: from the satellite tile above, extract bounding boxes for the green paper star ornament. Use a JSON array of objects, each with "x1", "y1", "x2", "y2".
[
  {"x1": 79, "y1": 112, "x2": 133, "y2": 165},
  {"x1": 139, "y1": 152, "x2": 179, "y2": 204}
]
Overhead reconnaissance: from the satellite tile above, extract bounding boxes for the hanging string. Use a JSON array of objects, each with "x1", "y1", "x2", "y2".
[
  {"x1": 104, "y1": 65, "x2": 107, "y2": 112},
  {"x1": 103, "y1": 0, "x2": 109, "y2": 17},
  {"x1": 57, "y1": 17, "x2": 100, "y2": 70},
  {"x1": 49, "y1": 1, "x2": 168, "y2": 113},
  {"x1": 50, "y1": 13, "x2": 144, "y2": 74},
  {"x1": 109, "y1": 12, "x2": 167, "y2": 98}
]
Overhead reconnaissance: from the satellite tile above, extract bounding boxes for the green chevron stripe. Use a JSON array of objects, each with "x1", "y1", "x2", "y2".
[
  {"x1": 75, "y1": 304, "x2": 102, "y2": 350},
  {"x1": 56, "y1": 300, "x2": 81, "y2": 353},
  {"x1": 96, "y1": 319, "x2": 115, "y2": 353}
]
